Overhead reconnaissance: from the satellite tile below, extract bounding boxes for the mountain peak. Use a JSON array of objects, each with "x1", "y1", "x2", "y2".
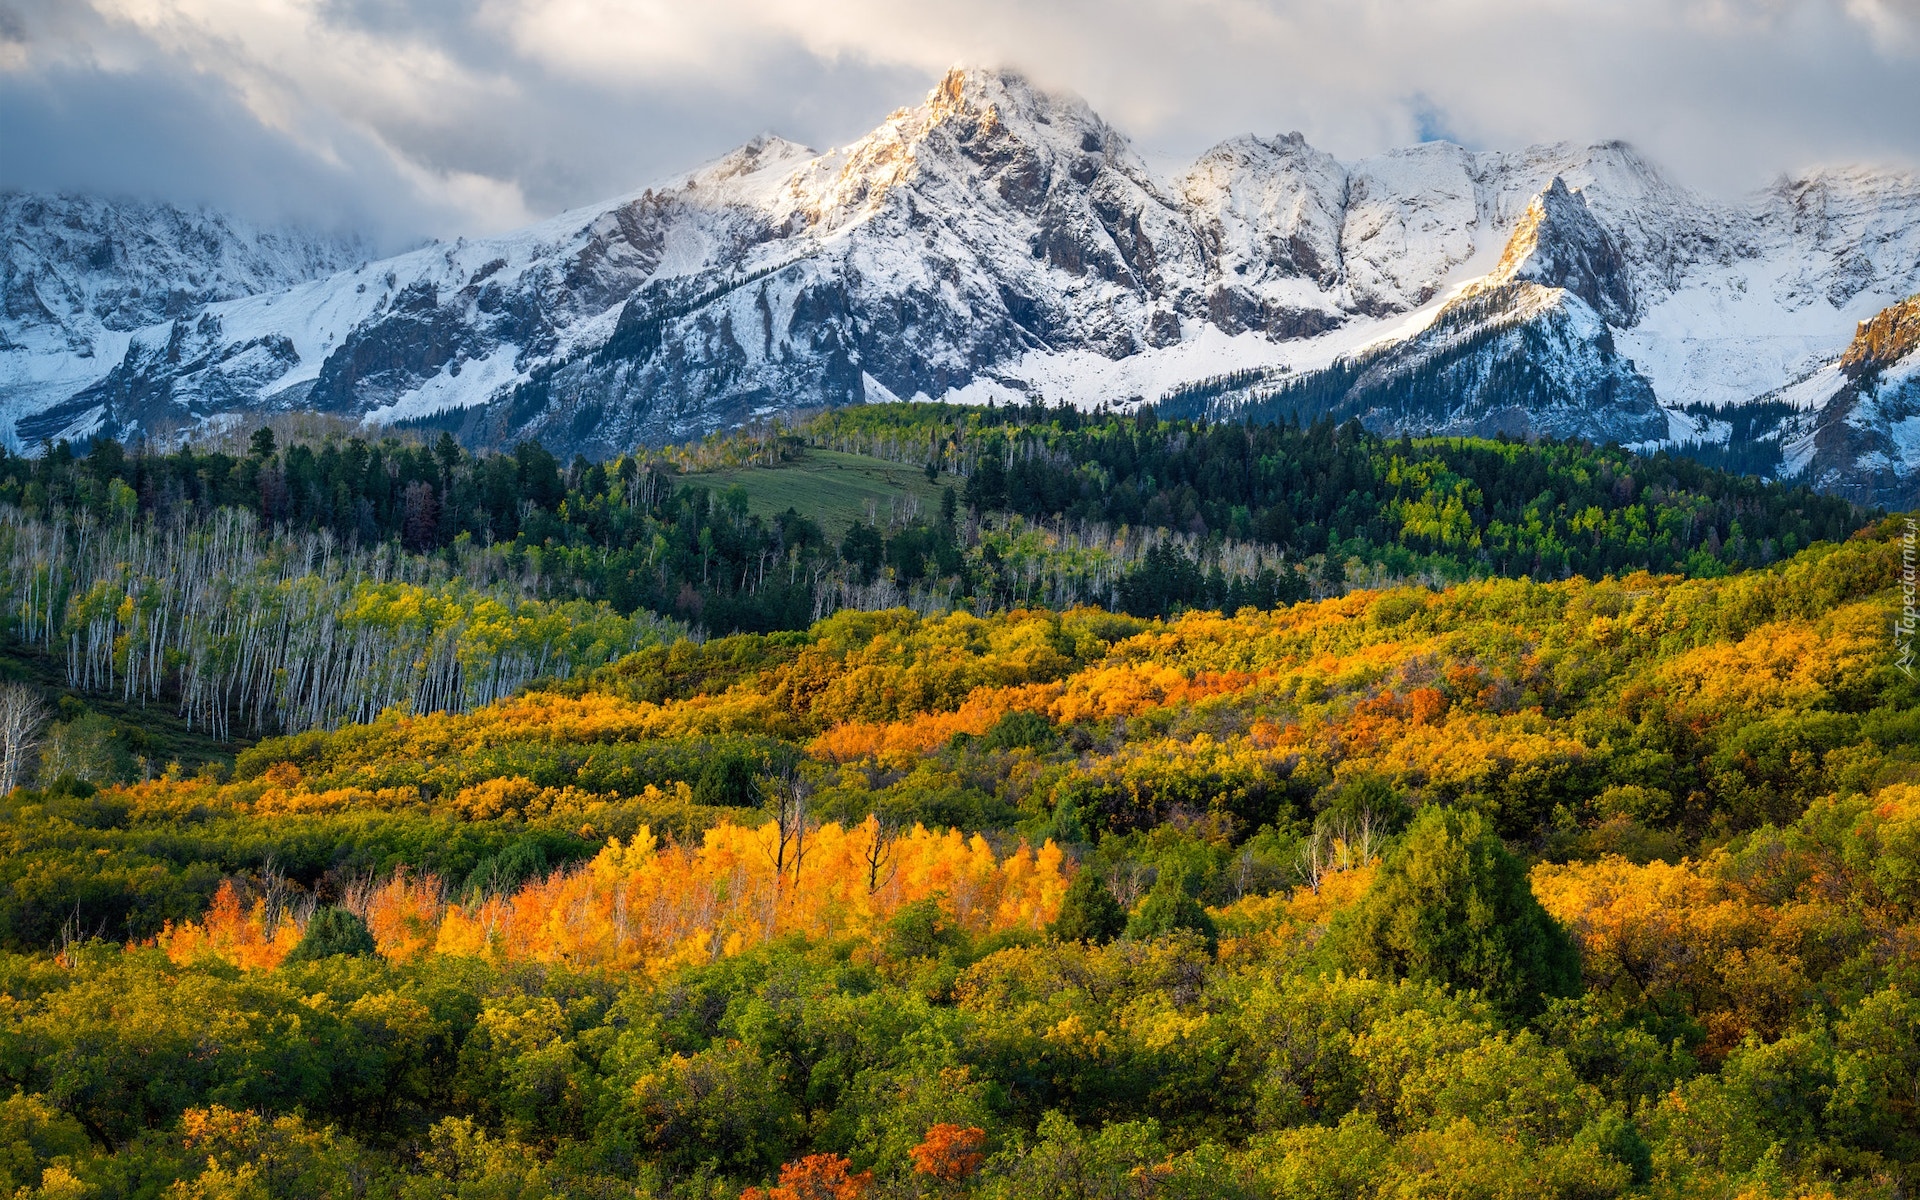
[
  {"x1": 12, "y1": 69, "x2": 1920, "y2": 517},
  {"x1": 929, "y1": 66, "x2": 1054, "y2": 112},
  {"x1": 775, "y1": 62, "x2": 1155, "y2": 232},
  {"x1": 916, "y1": 66, "x2": 1123, "y2": 153},
  {"x1": 1489, "y1": 175, "x2": 1636, "y2": 324},
  {"x1": 695, "y1": 134, "x2": 816, "y2": 187}
]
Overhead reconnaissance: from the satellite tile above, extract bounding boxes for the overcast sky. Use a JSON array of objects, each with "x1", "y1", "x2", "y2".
[{"x1": 4, "y1": 0, "x2": 1918, "y2": 250}]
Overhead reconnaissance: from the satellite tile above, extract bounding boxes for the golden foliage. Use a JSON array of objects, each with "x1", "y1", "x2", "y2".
[
  {"x1": 742, "y1": 1153, "x2": 872, "y2": 1200},
  {"x1": 909, "y1": 1123, "x2": 986, "y2": 1181},
  {"x1": 158, "y1": 881, "x2": 301, "y2": 972},
  {"x1": 349, "y1": 818, "x2": 1068, "y2": 974}
]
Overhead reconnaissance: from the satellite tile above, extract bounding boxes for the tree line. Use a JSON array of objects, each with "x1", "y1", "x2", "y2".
[
  {"x1": 0, "y1": 502, "x2": 685, "y2": 740},
  {"x1": 0, "y1": 402, "x2": 1874, "y2": 651}
]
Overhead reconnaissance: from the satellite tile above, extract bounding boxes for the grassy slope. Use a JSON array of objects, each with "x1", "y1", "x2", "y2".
[
  {"x1": 0, "y1": 649, "x2": 247, "y2": 773},
  {"x1": 685, "y1": 448, "x2": 952, "y2": 539}
]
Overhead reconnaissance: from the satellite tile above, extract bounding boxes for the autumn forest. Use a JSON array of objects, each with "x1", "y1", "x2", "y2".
[{"x1": 0, "y1": 410, "x2": 1915, "y2": 1199}]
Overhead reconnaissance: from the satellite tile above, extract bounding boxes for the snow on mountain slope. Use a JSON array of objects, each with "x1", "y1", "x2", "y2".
[
  {"x1": 16, "y1": 137, "x2": 819, "y2": 445},
  {"x1": 1339, "y1": 142, "x2": 1487, "y2": 318},
  {"x1": 1216, "y1": 178, "x2": 1666, "y2": 444},
  {"x1": 1175, "y1": 131, "x2": 1349, "y2": 347},
  {"x1": 1617, "y1": 165, "x2": 1920, "y2": 414},
  {"x1": 1486, "y1": 177, "x2": 1637, "y2": 324},
  {"x1": 9, "y1": 67, "x2": 1920, "y2": 506},
  {"x1": 1784, "y1": 293, "x2": 1920, "y2": 508},
  {"x1": 1, "y1": 192, "x2": 366, "y2": 441},
  {"x1": 480, "y1": 68, "x2": 1226, "y2": 454}
]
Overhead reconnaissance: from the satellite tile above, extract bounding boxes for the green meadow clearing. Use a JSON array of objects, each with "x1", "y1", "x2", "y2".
[{"x1": 684, "y1": 448, "x2": 951, "y2": 537}]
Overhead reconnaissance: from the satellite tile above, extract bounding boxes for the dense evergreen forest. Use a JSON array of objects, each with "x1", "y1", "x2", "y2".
[
  {"x1": 4, "y1": 407, "x2": 1871, "y2": 610},
  {"x1": 0, "y1": 505, "x2": 1914, "y2": 1198}
]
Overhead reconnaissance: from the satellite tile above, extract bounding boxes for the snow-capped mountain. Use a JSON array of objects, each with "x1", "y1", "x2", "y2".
[
  {"x1": 1766, "y1": 294, "x2": 1920, "y2": 508},
  {"x1": 1, "y1": 193, "x2": 366, "y2": 439},
  {"x1": 7, "y1": 68, "x2": 1920, "y2": 504},
  {"x1": 1220, "y1": 176, "x2": 1666, "y2": 445}
]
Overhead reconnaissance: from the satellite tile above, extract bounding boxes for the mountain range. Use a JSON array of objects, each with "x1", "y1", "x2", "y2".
[{"x1": 4, "y1": 68, "x2": 1918, "y2": 506}]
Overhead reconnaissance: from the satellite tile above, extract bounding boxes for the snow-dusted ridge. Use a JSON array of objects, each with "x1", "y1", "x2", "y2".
[
  {"x1": 1, "y1": 192, "x2": 368, "y2": 441},
  {"x1": 6, "y1": 68, "x2": 1920, "y2": 502}
]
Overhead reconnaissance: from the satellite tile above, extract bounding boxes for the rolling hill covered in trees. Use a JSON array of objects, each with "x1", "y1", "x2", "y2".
[
  {"x1": 0, "y1": 489, "x2": 1914, "y2": 1198},
  {"x1": 0, "y1": 402, "x2": 1875, "y2": 743}
]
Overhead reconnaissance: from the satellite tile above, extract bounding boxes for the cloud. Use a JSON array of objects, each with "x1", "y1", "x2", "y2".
[
  {"x1": 0, "y1": 0, "x2": 536, "y2": 245},
  {"x1": 3, "y1": 0, "x2": 1916, "y2": 244},
  {"x1": 1844, "y1": 0, "x2": 1920, "y2": 48},
  {"x1": 0, "y1": 56, "x2": 482, "y2": 247}
]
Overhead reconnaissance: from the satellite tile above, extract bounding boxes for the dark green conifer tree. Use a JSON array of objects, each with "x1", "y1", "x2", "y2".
[
  {"x1": 1051, "y1": 871, "x2": 1126, "y2": 945},
  {"x1": 1327, "y1": 805, "x2": 1580, "y2": 1017},
  {"x1": 283, "y1": 907, "x2": 376, "y2": 964}
]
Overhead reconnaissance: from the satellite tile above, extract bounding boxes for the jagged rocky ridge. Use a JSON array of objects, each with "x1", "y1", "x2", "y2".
[
  {"x1": 6, "y1": 68, "x2": 1920, "y2": 503},
  {"x1": 1210, "y1": 178, "x2": 1666, "y2": 444},
  {"x1": 1, "y1": 193, "x2": 365, "y2": 438},
  {"x1": 1762, "y1": 293, "x2": 1920, "y2": 508}
]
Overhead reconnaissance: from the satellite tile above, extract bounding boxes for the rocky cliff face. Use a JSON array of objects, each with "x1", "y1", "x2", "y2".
[
  {"x1": 7, "y1": 68, "x2": 1920, "y2": 504},
  {"x1": 1490, "y1": 178, "x2": 1637, "y2": 325},
  {"x1": 1217, "y1": 179, "x2": 1665, "y2": 444},
  {"x1": 1777, "y1": 294, "x2": 1920, "y2": 508},
  {"x1": 477, "y1": 73, "x2": 1217, "y2": 456},
  {"x1": 1, "y1": 192, "x2": 364, "y2": 440}
]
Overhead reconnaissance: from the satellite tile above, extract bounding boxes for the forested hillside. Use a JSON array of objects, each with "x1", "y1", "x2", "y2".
[
  {"x1": 0, "y1": 514, "x2": 1913, "y2": 1198},
  {"x1": 0, "y1": 403, "x2": 1874, "y2": 743}
]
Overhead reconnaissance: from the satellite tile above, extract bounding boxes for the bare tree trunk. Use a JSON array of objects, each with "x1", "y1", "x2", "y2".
[
  {"x1": 0, "y1": 682, "x2": 49, "y2": 794},
  {"x1": 862, "y1": 814, "x2": 898, "y2": 894},
  {"x1": 761, "y1": 765, "x2": 813, "y2": 934}
]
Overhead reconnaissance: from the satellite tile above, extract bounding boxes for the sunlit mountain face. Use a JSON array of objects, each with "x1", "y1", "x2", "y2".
[{"x1": 7, "y1": 68, "x2": 1919, "y2": 502}]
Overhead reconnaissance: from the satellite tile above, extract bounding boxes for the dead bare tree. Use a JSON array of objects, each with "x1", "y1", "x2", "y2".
[
  {"x1": 1339, "y1": 805, "x2": 1380, "y2": 869},
  {"x1": 862, "y1": 814, "x2": 899, "y2": 894},
  {"x1": 1299, "y1": 799, "x2": 1388, "y2": 894},
  {"x1": 1232, "y1": 846, "x2": 1257, "y2": 902},
  {"x1": 258, "y1": 857, "x2": 297, "y2": 942},
  {"x1": 1104, "y1": 860, "x2": 1156, "y2": 911},
  {"x1": 337, "y1": 875, "x2": 378, "y2": 921},
  {"x1": 0, "y1": 506, "x2": 685, "y2": 741},
  {"x1": 763, "y1": 765, "x2": 813, "y2": 896},
  {"x1": 1297, "y1": 828, "x2": 1333, "y2": 896},
  {"x1": 0, "y1": 681, "x2": 48, "y2": 794},
  {"x1": 54, "y1": 905, "x2": 107, "y2": 964}
]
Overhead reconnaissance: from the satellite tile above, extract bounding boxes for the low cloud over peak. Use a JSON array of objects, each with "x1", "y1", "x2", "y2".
[{"x1": 4, "y1": 0, "x2": 1916, "y2": 245}]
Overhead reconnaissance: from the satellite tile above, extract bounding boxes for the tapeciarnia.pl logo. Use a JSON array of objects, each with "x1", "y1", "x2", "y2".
[{"x1": 1899, "y1": 516, "x2": 1916, "y2": 679}]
